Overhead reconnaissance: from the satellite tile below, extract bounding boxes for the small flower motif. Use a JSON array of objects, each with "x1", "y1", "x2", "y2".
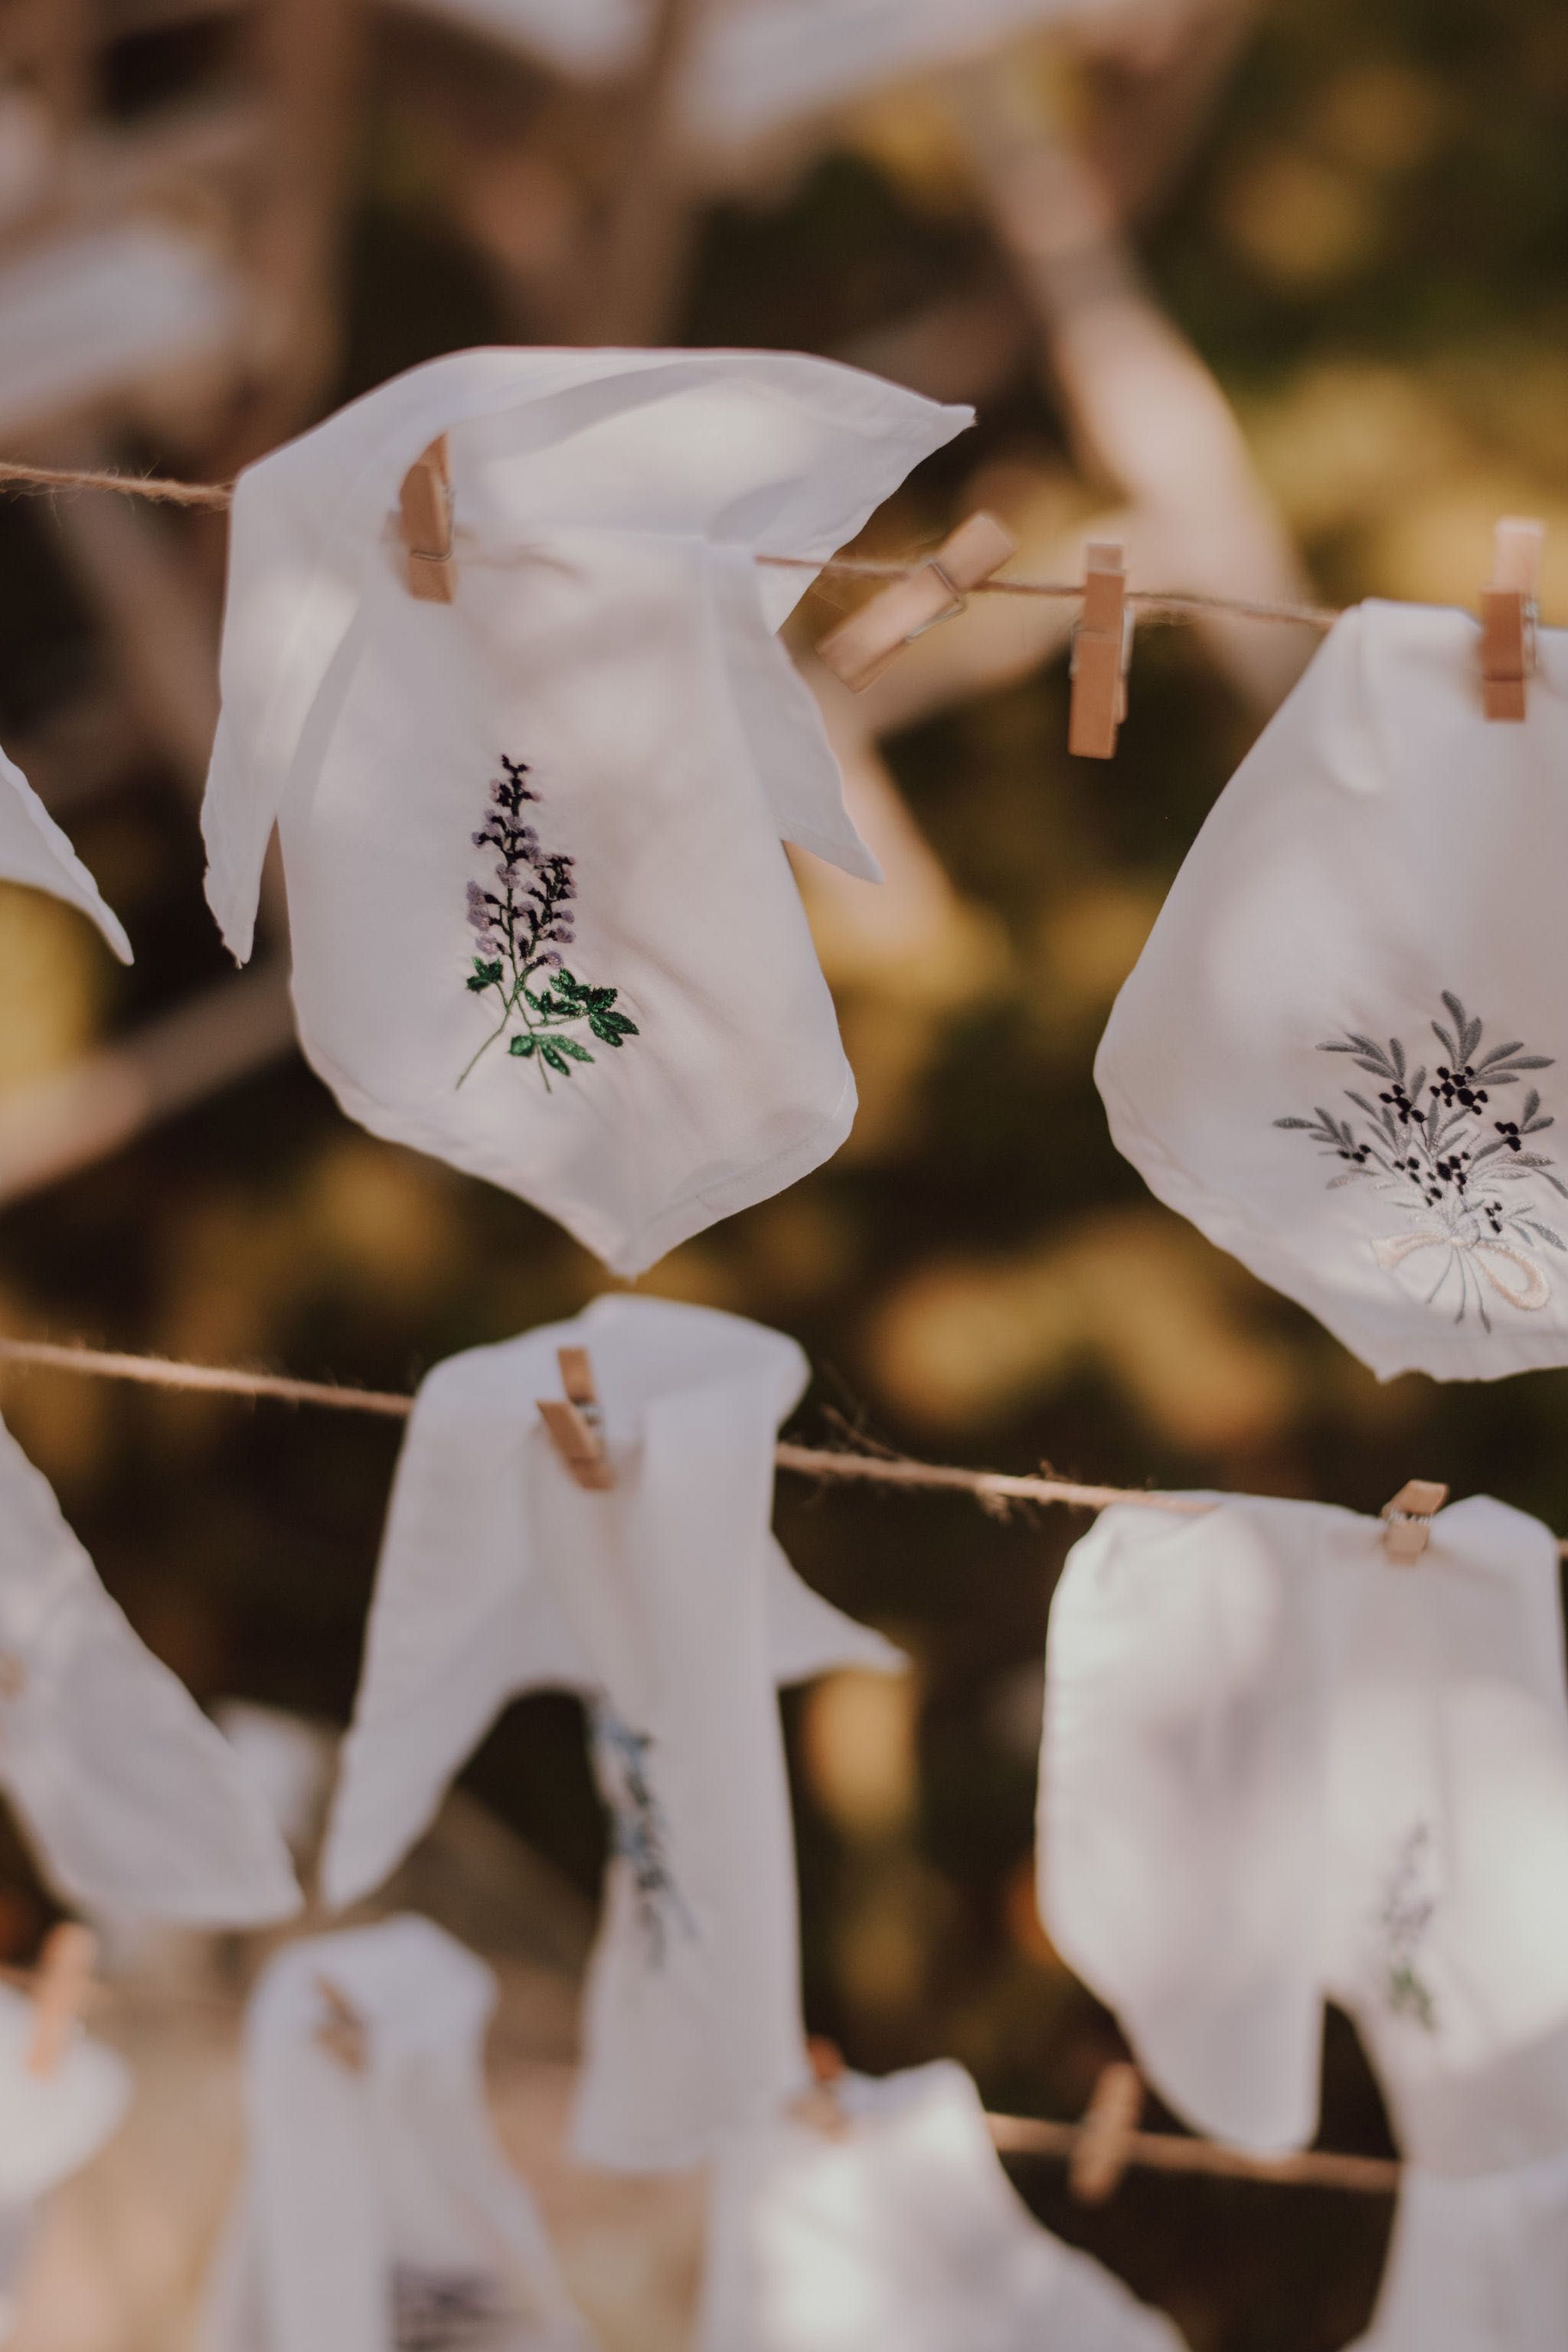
[{"x1": 456, "y1": 754, "x2": 640, "y2": 1092}]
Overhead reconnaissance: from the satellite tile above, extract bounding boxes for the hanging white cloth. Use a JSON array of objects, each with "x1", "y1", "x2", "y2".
[
  {"x1": 1096, "y1": 599, "x2": 1568, "y2": 1380},
  {"x1": 196, "y1": 1915, "x2": 587, "y2": 2352},
  {"x1": 321, "y1": 1295, "x2": 903, "y2": 2170},
  {"x1": 202, "y1": 345, "x2": 968, "y2": 1276},
  {"x1": 1040, "y1": 1490, "x2": 1568, "y2": 2349},
  {"x1": 699, "y1": 2059, "x2": 1187, "y2": 2350},
  {"x1": 0, "y1": 739, "x2": 129, "y2": 962},
  {"x1": 0, "y1": 1978, "x2": 129, "y2": 2342},
  {"x1": 0, "y1": 1406, "x2": 299, "y2": 1925}
]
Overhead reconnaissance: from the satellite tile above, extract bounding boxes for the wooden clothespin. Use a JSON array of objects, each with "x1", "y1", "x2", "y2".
[
  {"x1": 816, "y1": 512, "x2": 1018, "y2": 691},
  {"x1": 536, "y1": 1345, "x2": 613, "y2": 1491},
  {"x1": 25, "y1": 1922, "x2": 96, "y2": 2078},
  {"x1": 1480, "y1": 517, "x2": 1544, "y2": 720},
  {"x1": 1068, "y1": 541, "x2": 1132, "y2": 760},
  {"x1": 399, "y1": 433, "x2": 455, "y2": 604},
  {"x1": 1380, "y1": 1479, "x2": 1449, "y2": 1566},
  {"x1": 1069, "y1": 2060, "x2": 1142, "y2": 2204},
  {"x1": 315, "y1": 1975, "x2": 368, "y2": 2073}
]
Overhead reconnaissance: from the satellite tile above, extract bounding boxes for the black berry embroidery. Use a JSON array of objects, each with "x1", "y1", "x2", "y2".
[
  {"x1": 458, "y1": 755, "x2": 639, "y2": 1092},
  {"x1": 1276, "y1": 991, "x2": 1568, "y2": 1330},
  {"x1": 591, "y1": 1703, "x2": 694, "y2": 1970}
]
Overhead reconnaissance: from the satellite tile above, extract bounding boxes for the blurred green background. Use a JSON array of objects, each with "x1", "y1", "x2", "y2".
[{"x1": 2, "y1": 2, "x2": 1568, "y2": 2343}]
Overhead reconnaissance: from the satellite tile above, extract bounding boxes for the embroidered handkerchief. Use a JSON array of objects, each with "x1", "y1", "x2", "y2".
[
  {"x1": 1096, "y1": 599, "x2": 1568, "y2": 1379},
  {"x1": 0, "y1": 739, "x2": 129, "y2": 962},
  {"x1": 195, "y1": 1916, "x2": 586, "y2": 2352},
  {"x1": 1040, "y1": 1491, "x2": 1568, "y2": 2151},
  {"x1": 0, "y1": 1407, "x2": 299, "y2": 1925},
  {"x1": 1040, "y1": 1490, "x2": 1568, "y2": 2349},
  {"x1": 202, "y1": 346, "x2": 968, "y2": 1275},
  {"x1": 700, "y1": 2060, "x2": 1187, "y2": 2350},
  {"x1": 320, "y1": 1295, "x2": 903, "y2": 2169}
]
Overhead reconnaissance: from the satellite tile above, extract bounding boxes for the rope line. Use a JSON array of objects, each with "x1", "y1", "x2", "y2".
[
  {"x1": 0, "y1": 1333, "x2": 1558, "y2": 1556},
  {"x1": 0, "y1": 1940, "x2": 1403, "y2": 2192},
  {"x1": 988, "y1": 2113, "x2": 1399, "y2": 2196},
  {"x1": 0, "y1": 454, "x2": 1340, "y2": 627}
]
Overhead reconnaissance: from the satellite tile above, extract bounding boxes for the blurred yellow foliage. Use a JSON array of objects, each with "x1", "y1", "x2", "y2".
[
  {"x1": 800, "y1": 1666, "x2": 920, "y2": 1841},
  {"x1": 0, "y1": 887, "x2": 104, "y2": 1093},
  {"x1": 832, "y1": 1852, "x2": 958, "y2": 2025},
  {"x1": 1243, "y1": 361, "x2": 1465, "y2": 542},
  {"x1": 300, "y1": 1135, "x2": 463, "y2": 1307},
  {"x1": 1032, "y1": 880, "x2": 1163, "y2": 1021},
  {"x1": 866, "y1": 1207, "x2": 1295, "y2": 1446},
  {"x1": 1308, "y1": 61, "x2": 1451, "y2": 176},
  {"x1": 1214, "y1": 145, "x2": 1384, "y2": 289}
]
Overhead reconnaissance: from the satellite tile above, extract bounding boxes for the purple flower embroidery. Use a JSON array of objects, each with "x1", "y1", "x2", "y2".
[{"x1": 457, "y1": 755, "x2": 638, "y2": 1092}]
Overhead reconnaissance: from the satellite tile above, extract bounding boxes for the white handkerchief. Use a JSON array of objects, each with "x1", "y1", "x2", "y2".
[
  {"x1": 0, "y1": 1406, "x2": 299, "y2": 1925},
  {"x1": 0, "y1": 740, "x2": 129, "y2": 962},
  {"x1": 1040, "y1": 1494, "x2": 1341, "y2": 2153},
  {"x1": 321, "y1": 1295, "x2": 903, "y2": 2168},
  {"x1": 700, "y1": 2060, "x2": 1187, "y2": 2351},
  {"x1": 196, "y1": 1916, "x2": 586, "y2": 2352},
  {"x1": 1096, "y1": 600, "x2": 1568, "y2": 1380},
  {"x1": 203, "y1": 346, "x2": 968, "y2": 1274},
  {"x1": 0, "y1": 1978, "x2": 129, "y2": 2337},
  {"x1": 1040, "y1": 1491, "x2": 1568, "y2": 2167}
]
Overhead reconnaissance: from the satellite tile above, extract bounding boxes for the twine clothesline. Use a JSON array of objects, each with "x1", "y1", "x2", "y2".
[
  {"x1": 0, "y1": 455, "x2": 1342, "y2": 630},
  {"x1": 0, "y1": 1333, "x2": 1562, "y2": 1568},
  {"x1": 0, "y1": 1941, "x2": 1403, "y2": 2194},
  {"x1": 0, "y1": 1332, "x2": 1194, "y2": 1514}
]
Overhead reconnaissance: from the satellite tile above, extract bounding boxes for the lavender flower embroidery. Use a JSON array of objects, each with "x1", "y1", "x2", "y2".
[
  {"x1": 1276, "y1": 992, "x2": 1568, "y2": 1328},
  {"x1": 591, "y1": 1702, "x2": 694, "y2": 1970},
  {"x1": 1380, "y1": 1824, "x2": 1439, "y2": 2034},
  {"x1": 459, "y1": 754, "x2": 639, "y2": 1091}
]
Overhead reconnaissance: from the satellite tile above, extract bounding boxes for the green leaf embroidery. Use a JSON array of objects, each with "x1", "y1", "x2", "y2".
[{"x1": 458, "y1": 756, "x2": 642, "y2": 1093}]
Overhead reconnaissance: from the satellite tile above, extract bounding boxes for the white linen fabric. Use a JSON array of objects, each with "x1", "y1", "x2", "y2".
[
  {"x1": 0, "y1": 1978, "x2": 129, "y2": 2341},
  {"x1": 699, "y1": 2059, "x2": 1187, "y2": 2351},
  {"x1": 321, "y1": 1295, "x2": 903, "y2": 2170},
  {"x1": 196, "y1": 1915, "x2": 586, "y2": 2352},
  {"x1": 1096, "y1": 599, "x2": 1568, "y2": 1380},
  {"x1": 202, "y1": 346, "x2": 968, "y2": 1276},
  {"x1": 0, "y1": 1408, "x2": 299, "y2": 1925},
  {"x1": 1041, "y1": 1491, "x2": 1568, "y2": 2349},
  {"x1": 0, "y1": 739, "x2": 129, "y2": 962}
]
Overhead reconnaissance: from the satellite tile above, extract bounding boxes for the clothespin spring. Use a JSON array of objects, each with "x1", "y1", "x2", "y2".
[
  {"x1": 817, "y1": 512, "x2": 1018, "y2": 691},
  {"x1": 1380, "y1": 1480, "x2": 1449, "y2": 1566},
  {"x1": 902, "y1": 559, "x2": 967, "y2": 640}
]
